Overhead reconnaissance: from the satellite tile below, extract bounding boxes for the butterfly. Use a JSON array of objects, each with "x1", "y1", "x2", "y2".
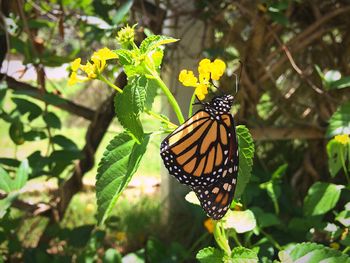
[{"x1": 160, "y1": 94, "x2": 239, "y2": 220}]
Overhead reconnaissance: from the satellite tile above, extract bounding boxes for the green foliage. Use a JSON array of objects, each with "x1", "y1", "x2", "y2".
[
  {"x1": 303, "y1": 182, "x2": 343, "y2": 216},
  {"x1": 327, "y1": 102, "x2": 350, "y2": 137},
  {"x1": 96, "y1": 133, "x2": 149, "y2": 224},
  {"x1": 0, "y1": 159, "x2": 29, "y2": 193},
  {"x1": 196, "y1": 247, "x2": 225, "y2": 263},
  {"x1": 235, "y1": 125, "x2": 255, "y2": 198},
  {"x1": 280, "y1": 242, "x2": 350, "y2": 262},
  {"x1": 327, "y1": 137, "x2": 350, "y2": 177}
]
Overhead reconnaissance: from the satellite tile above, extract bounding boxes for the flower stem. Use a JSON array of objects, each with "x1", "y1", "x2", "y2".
[
  {"x1": 145, "y1": 109, "x2": 178, "y2": 129},
  {"x1": 214, "y1": 221, "x2": 231, "y2": 255},
  {"x1": 149, "y1": 70, "x2": 185, "y2": 124},
  {"x1": 99, "y1": 74, "x2": 123, "y2": 93},
  {"x1": 188, "y1": 91, "x2": 196, "y2": 118}
]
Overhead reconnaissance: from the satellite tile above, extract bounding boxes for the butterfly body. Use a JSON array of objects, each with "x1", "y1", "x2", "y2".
[{"x1": 160, "y1": 94, "x2": 239, "y2": 220}]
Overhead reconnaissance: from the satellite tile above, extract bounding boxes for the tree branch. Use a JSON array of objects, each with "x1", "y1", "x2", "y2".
[{"x1": 0, "y1": 73, "x2": 95, "y2": 121}]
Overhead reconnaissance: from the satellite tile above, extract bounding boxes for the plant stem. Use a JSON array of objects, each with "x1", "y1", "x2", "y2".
[
  {"x1": 145, "y1": 109, "x2": 178, "y2": 129},
  {"x1": 214, "y1": 221, "x2": 231, "y2": 255},
  {"x1": 188, "y1": 91, "x2": 196, "y2": 118},
  {"x1": 340, "y1": 149, "x2": 350, "y2": 185},
  {"x1": 343, "y1": 246, "x2": 350, "y2": 254},
  {"x1": 99, "y1": 74, "x2": 123, "y2": 93},
  {"x1": 149, "y1": 70, "x2": 185, "y2": 124}
]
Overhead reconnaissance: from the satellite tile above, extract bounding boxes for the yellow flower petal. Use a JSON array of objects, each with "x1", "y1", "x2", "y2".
[
  {"x1": 92, "y1": 47, "x2": 118, "y2": 61},
  {"x1": 179, "y1": 70, "x2": 198, "y2": 87},
  {"x1": 81, "y1": 62, "x2": 97, "y2": 79},
  {"x1": 195, "y1": 83, "x2": 208, "y2": 100},
  {"x1": 211, "y1": 59, "x2": 226, "y2": 80},
  {"x1": 68, "y1": 72, "x2": 78, "y2": 85},
  {"x1": 71, "y1": 58, "x2": 81, "y2": 72},
  {"x1": 198, "y1": 58, "x2": 212, "y2": 76},
  {"x1": 334, "y1": 134, "x2": 350, "y2": 145}
]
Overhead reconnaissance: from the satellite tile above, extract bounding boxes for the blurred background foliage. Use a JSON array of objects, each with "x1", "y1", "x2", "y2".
[{"x1": 0, "y1": 0, "x2": 350, "y2": 262}]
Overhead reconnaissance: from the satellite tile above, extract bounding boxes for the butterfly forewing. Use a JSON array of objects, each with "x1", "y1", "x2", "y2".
[
  {"x1": 192, "y1": 115, "x2": 239, "y2": 220},
  {"x1": 160, "y1": 110, "x2": 233, "y2": 187}
]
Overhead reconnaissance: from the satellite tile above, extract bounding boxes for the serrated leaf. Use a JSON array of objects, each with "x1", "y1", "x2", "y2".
[
  {"x1": 327, "y1": 102, "x2": 350, "y2": 137},
  {"x1": 303, "y1": 182, "x2": 343, "y2": 216},
  {"x1": 282, "y1": 242, "x2": 350, "y2": 263},
  {"x1": 196, "y1": 247, "x2": 224, "y2": 263},
  {"x1": 43, "y1": 112, "x2": 61, "y2": 129},
  {"x1": 114, "y1": 77, "x2": 146, "y2": 142},
  {"x1": 234, "y1": 125, "x2": 255, "y2": 198},
  {"x1": 115, "y1": 49, "x2": 133, "y2": 65},
  {"x1": 96, "y1": 133, "x2": 149, "y2": 224},
  {"x1": 139, "y1": 35, "x2": 178, "y2": 54},
  {"x1": 12, "y1": 98, "x2": 42, "y2": 121},
  {"x1": 230, "y1": 247, "x2": 259, "y2": 263},
  {"x1": 224, "y1": 209, "x2": 256, "y2": 233},
  {"x1": 144, "y1": 78, "x2": 158, "y2": 110}
]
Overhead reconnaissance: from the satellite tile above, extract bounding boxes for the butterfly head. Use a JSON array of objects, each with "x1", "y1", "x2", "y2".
[{"x1": 205, "y1": 94, "x2": 234, "y2": 114}]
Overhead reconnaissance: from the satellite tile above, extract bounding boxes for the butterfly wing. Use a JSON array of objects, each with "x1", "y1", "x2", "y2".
[
  {"x1": 160, "y1": 110, "x2": 233, "y2": 187},
  {"x1": 192, "y1": 114, "x2": 239, "y2": 219}
]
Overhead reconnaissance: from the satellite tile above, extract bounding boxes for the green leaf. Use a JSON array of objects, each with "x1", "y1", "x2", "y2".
[
  {"x1": 230, "y1": 247, "x2": 259, "y2": 263},
  {"x1": 67, "y1": 225, "x2": 94, "y2": 248},
  {"x1": 327, "y1": 102, "x2": 350, "y2": 137},
  {"x1": 196, "y1": 247, "x2": 224, "y2": 263},
  {"x1": 0, "y1": 82, "x2": 7, "y2": 107},
  {"x1": 329, "y1": 76, "x2": 350, "y2": 89},
  {"x1": 103, "y1": 248, "x2": 122, "y2": 263},
  {"x1": 52, "y1": 135, "x2": 79, "y2": 151},
  {"x1": 112, "y1": 0, "x2": 133, "y2": 25},
  {"x1": 250, "y1": 207, "x2": 281, "y2": 228},
  {"x1": 43, "y1": 112, "x2": 61, "y2": 129},
  {"x1": 114, "y1": 77, "x2": 146, "y2": 142},
  {"x1": 139, "y1": 35, "x2": 179, "y2": 54},
  {"x1": 336, "y1": 210, "x2": 350, "y2": 227},
  {"x1": 327, "y1": 139, "x2": 348, "y2": 177},
  {"x1": 224, "y1": 209, "x2": 257, "y2": 233},
  {"x1": 14, "y1": 159, "x2": 29, "y2": 190},
  {"x1": 144, "y1": 78, "x2": 158, "y2": 110},
  {"x1": 0, "y1": 160, "x2": 29, "y2": 193},
  {"x1": 234, "y1": 125, "x2": 255, "y2": 198},
  {"x1": 0, "y1": 166, "x2": 12, "y2": 193},
  {"x1": 12, "y1": 98, "x2": 42, "y2": 121},
  {"x1": 0, "y1": 193, "x2": 18, "y2": 219},
  {"x1": 281, "y1": 242, "x2": 350, "y2": 263},
  {"x1": 268, "y1": 12, "x2": 289, "y2": 26},
  {"x1": 96, "y1": 133, "x2": 149, "y2": 224},
  {"x1": 23, "y1": 130, "x2": 47, "y2": 141},
  {"x1": 303, "y1": 182, "x2": 343, "y2": 216},
  {"x1": 9, "y1": 119, "x2": 25, "y2": 145},
  {"x1": 115, "y1": 49, "x2": 133, "y2": 66}
]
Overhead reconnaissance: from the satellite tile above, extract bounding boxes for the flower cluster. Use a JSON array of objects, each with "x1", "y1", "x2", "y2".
[
  {"x1": 334, "y1": 134, "x2": 350, "y2": 145},
  {"x1": 68, "y1": 47, "x2": 118, "y2": 85},
  {"x1": 178, "y1": 58, "x2": 226, "y2": 100}
]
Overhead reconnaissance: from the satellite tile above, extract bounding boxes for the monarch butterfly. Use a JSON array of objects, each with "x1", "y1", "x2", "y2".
[{"x1": 160, "y1": 93, "x2": 238, "y2": 220}]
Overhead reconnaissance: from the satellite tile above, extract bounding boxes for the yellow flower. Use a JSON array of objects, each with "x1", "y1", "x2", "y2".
[
  {"x1": 204, "y1": 218, "x2": 215, "y2": 234},
  {"x1": 80, "y1": 61, "x2": 97, "y2": 79},
  {"x1": 91, "y1": 47, "x2": 118, "y2": 71},
  {"x1": 71, "y1": 58, "x2": 81, "y2": 72},
  {"x1": 116, "y1": 24, "x2": 135, "y2": 46},
  {"x1": 334, "y1": 134, "x2": 350, "y2": 145},
  {"x1": 179, "y1": 70, "x2": 198, "y2": 87},
  {"x1": 195, "y1": 83, "x2": 208, "y2": 100},
  {"x1": 211, "y1": 59, "x2": 226, "y2": 80},
  {"x1": 68, "y1": 72, "x2": 88, "y2": 85},
  {"x1": 198, "y1": 58, "x2": 212, "y2": 75}
]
